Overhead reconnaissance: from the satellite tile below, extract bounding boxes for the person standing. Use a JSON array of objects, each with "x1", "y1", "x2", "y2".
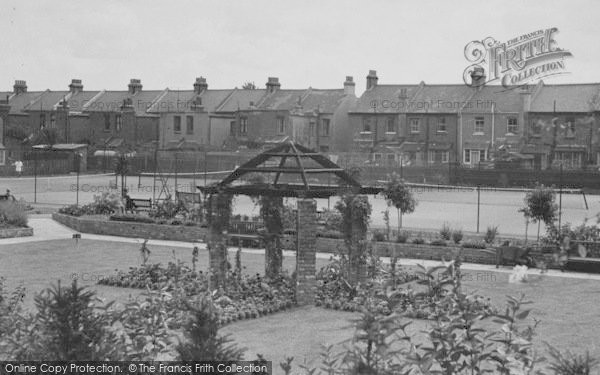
[{"x1": 13, "y1": 160, "x2": 23, "y2": 177}]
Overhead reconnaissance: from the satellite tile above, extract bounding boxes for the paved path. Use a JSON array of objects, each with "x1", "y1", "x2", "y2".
[{"x1": 3, "y1": 215, "x2": 600, "y2": 281}]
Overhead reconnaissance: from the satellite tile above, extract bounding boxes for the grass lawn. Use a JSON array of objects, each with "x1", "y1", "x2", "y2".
[{"x1": 1, "y1": 239, "x2": 599, "y2": 373}]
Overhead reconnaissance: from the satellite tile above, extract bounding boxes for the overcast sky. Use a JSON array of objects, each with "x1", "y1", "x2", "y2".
[{"x1": 1, "y1": 0, "x2": 599, "y2": 93}]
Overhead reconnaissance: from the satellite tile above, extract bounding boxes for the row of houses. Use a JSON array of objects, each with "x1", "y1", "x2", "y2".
[{"x1": 1, "y1": 70, "x2": 600, "y2": 171}]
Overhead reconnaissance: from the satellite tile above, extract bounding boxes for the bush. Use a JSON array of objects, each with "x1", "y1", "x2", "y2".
[
  {"x1": 109, "y1": 214, "x2": 155, "y2": 224},
  {"x1": 412, "y1": 238, "x2": 425, "y2": 245},
  {"x1": 546, "y1": 343, "x2": 599, "y2": 375},
  {"x1": 430, "y1": 239, "x2": 447, "y2": 246},
  {"x1": 461, "y1": 240, "x2": 487, "y2": 249},
  {"x1": 0, "y1": 201, "x2": 28, "y2": 228},
  {"x1": 485, "y1": 225, "x2": 499, "y2": 244},
  {"x1": 396, "y1": 234, "x2": 408, "y2": 243},
  {"x1": 317, "y1": 230, "x2": 344, "y2": 239},
  {"x1": 90, "y1": 191, "x2": 123, "y2": 215},
  {"x1": 372, "y1": 230, "x2": 386, "y2": 242},
  {"x1": 452, "y1": 229, "x2": 463, "y2": 244},
  {"x1": 440, "y1": 223, "x2": 452, "y2": 240}
]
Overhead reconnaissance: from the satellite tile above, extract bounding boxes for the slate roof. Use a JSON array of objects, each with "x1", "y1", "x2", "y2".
[
  {"x1": 147, "y1": 89, "x2": 233, "y2": 113},
  {"x1": 299, "y1": 89, "x2": 347, "y2": 113},
  {"x1": 25, "y1": 90, "x2": 70, "y2": 112},
  {"x1": 351, "y1": 84, "x2": 422, "y2": 113},
  {"x1": 84, "y1": 90, "x2": 165, "y2": 116},
  {"x1": 215, "y1": 88, "x2": 267, "y2": 113},
  {"x1": 66, "y1": 91, "x2": 103, "y2": 112},
  {"x1": 530, "y1": 83, "x2": 600, "y2": 112},
  {"x1": 7, "y1": 91, "x2": 45, "y2": 115},
  {"x1": 465, "y1": 85, "x2": 524, "y2": 113},
  {"x1": 406, "y1": 84, "x2": 474, "y2": 113},
  {"x1": 257, "y1": 89, "x2": 308, "y2": 111}
]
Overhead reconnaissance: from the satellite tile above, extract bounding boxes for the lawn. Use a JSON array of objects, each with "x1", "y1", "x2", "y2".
[{"x1": 1, "y1": 238, "x2": 599, "y2": 373}]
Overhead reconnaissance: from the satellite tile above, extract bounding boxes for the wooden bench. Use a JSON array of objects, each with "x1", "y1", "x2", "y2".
[
  {"x1": 228, "y1": 233, "x2": 262, "y2": 248},
  {"x1": 175, "y1": 191, "x2": 202, "y2": 205},
  {"x1": 228, "y1": 220, "x2": 263, "y2": 248},
  {"x1": 129, "y1": 198, "x2": 152, "y2": 213}
]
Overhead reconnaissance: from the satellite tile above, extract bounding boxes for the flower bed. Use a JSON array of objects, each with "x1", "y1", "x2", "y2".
[{"x1": 97, "y1": 261, "x2": 296, "y2": 327}]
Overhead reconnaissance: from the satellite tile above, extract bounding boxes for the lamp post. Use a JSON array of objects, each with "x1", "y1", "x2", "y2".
[{"x1": 76, "y1": 152, "x2": 82, "y2": 206}]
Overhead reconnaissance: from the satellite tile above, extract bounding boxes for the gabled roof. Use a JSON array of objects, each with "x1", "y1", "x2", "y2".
[
  {"x1": 24, "y1": 90, "x2": 70, "y2": 112},
  {"x1": 215, "y1": 88, "x2": 267, "y2": 113},
  {"x1": 147, "y1": 89, "x2": 233, "y2": 113},
  {"x1": 0, "y1": 92, "x2": 12, "y2": 102},
  {"x1": 256, "y1": 89, "x2": 308, "y2": 110},
  {"x1": 407, "y1": 84, "x2": 474, "y2": 113},
  {"x1": 84, "y1": 90, "x2": 166, "y2": 116},
  {"x1": 351, "y1": 84, "x2": 422, "y2": 113},
  {"x1": 530, "y1": 83, "x2": 600, "y2": 112},
  {"x1": 465, "y1": 85, "x2": 524, "y2": 113},
  {"x1": 7, "y1": 91, "x2": 45, "y2": 115},
  {"x1": 299, "y1": 89, "x2": 347, "y2": 113},
  {"x1": 65, "y1": 91, "x2": 103, "y2": 112}
]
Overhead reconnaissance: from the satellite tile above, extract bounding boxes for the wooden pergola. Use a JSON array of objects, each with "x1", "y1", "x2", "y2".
[{"x1": 198, "y1": 141, "x2": 382, "y2": 198}]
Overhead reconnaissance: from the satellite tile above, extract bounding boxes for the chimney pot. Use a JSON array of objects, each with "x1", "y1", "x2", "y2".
[
  {"x1": 366, "y1": 70, "x2": 378, "y2": 90},
  {"x1": 13, "y1": 80, "x2": 27, "y2": 94},
  {"x1": 470, "y1": 67, "x2": 486, "y2": 88},
  {"x1": 344, "y1": 76, "x2": 355, "y2": 96},
  {"x1": 266, "y1": 77, "x2": 281, "y2": 93},
  {"x1": 69, "y1": 79, "x2": 84, "y2": 94},
  {"x1": 193, "y1": 77, "x2": 208, "y2": 94},
  {"x1": 128, "y1": 79, "x2": 143, "y2": 94}
]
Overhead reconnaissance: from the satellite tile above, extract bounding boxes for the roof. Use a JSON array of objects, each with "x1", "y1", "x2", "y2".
[
  {"x1": 463, "y1": 85, "x2": 523, "y2": 113},
  {"x1": 215, "y1": 88, "x2": 267, "y2": 113},
  {"x1": 407, "y1": 84, "x2": 474, "y2": 113},
  {"x1": 257, "y1": 89, "x2": 308, "y2": 111},
  {"x1": 66, "y1": 91, "x2": 103, "y2": 112},
  {"x1": 298, "y1": 89, "x2": 347, "y2": 113},
  {"x1": 84, "y1": 90, "x2": 165, "y2": 116},
  {"x1": 7, "y1": 91, "x2": 45, "y2": 115},
  {"x1": 0, "y1": 92, "x2": 11, "y2": 102},
  {"x1": 530, "y1": 83, "x2": 600, "y2": 112},
  {"x1": 25, "y1": 90, "x2": 70, "y2": 112},
  {"x1": 351, "y1": 84, "x2": 422, "y2": 113}
]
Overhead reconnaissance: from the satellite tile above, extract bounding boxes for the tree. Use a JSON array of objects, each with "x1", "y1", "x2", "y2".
[
  {"x1": 519, "y1": 184, "x2": 558, "y2": 242},
  {"x1": 335, "y1": 193, "x2": 371, "y2": 285},
  {"x1": 381, "y1": 173, "x2": 417, "y2": 233},
  {"x1": 114, "y1": 154, "x2": 129, "y2": 198},
  {"x1": 241, "y1": 82, "x2": 257, "y2": 90}
]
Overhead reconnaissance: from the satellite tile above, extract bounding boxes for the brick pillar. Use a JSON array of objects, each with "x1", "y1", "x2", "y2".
[
  {"x1": 296, "y1": 198, "x2": 317, "y2": 305},
  {"x1": 207, "y1": 193, "x2": 231, "y2": 290}
]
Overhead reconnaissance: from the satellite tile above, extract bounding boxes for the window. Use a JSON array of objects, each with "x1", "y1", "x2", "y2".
[
  {"x1": 40, "y1": 114, "x2": 46, "y2": 129},
  {"x1": 186, "y1": 116, "x2": 194, "y2": 135},
  {"x1": 0, "y1": 149, "x2": 5, "y2": 166},
  {"x1": 362, "y1": 117, "x2": 372, "y2": 132},
  {"x1": 474, "y1": 117, "x2": 484, "y2": 133},
  {"x1": 464, "y1": 149, "x2": 486, "y2": 164},
  {"x1": 565, "y1": 117, "x2": 575, "y2": 138},
  {"x1": 277, "y1": 117, "x2": 285, "y2": 134},
  {"x1": 240, "y1": 117, "x2": 248, "y2": 134},
  {"x1": 530, "y1": 119, "x2": 542, "y2": 136},
  {"x1": 309, "y1": 121, "x2": 316, "y2": 136},
  {"x1": 428, "y1": 150, "x2": 435, "y2": 163},
  {"x1": 437, "y1": 117, "x2": 447, "y2": 133},
  {"x1": 116, "y1": 114, "x2": 122, "y2": 132},
  {"x1": 507, "y1": 117, "x2": 518, "y2": 134},
  {"x1": 441, "y1": 151, "x2": 449, "y2": 163},
  {"x1": 387, "y1": 154, "x2": 396, "y2": 162},
  {"x1": 409, "y1": 118, "x2": 420, "y2": 133},
  {"x1": 103, "y1": 114, "x2": 110, "y2": 132},
  {"x1": 50, "y1": 114, "x2": 56, "y2": 128},
  {"x1": 386, "y1": 117, "x2": 395, "y2": 133},
  {"x1": 321, "y1": 119, "x2": 330, "y2": 136},
  {"x1": 173, "y1": 116, "x2": 181, "y2": 133},
  {"x1": 230, "y1": 121, "x2": 236, "y2": 136},
  {"x1": 374, "y1": 153, "x2": 382, "y2": 161}
]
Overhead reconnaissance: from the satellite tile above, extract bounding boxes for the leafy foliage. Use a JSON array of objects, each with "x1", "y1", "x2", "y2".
[
  {"x1": 0, "y1": 200, "x2": 28, "y2": 227},
  {"x1": 452, "y1": 229, "x2": 463, "y2": 244},
  {"x1": 382, "y1": 172, "x2": 417, "y2": 231},
  {"x1": 520, "y1": 184, "x2": 557, "y2": 226},
  {"x1": 440, "y1": 223, "x2": 452, "y2": 240},
  {"x1": 485, "y1": 225, "x2": 499, "y2": 244}
]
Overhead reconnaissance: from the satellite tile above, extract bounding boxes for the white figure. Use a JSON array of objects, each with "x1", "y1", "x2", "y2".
[{"x1": 508, "y1": 265, "x2": 528, "y2": 283}]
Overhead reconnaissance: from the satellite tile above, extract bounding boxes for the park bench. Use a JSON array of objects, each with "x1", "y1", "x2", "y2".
[
  {"x1": 565, "y1": 240, "x2": 600, "y2": 273},
  {"x1": 175, "y1": 191, "x2": 202, "y2": 205},
  {"x1": 129, "y1": 198, "x2": 152, "y2": 213},
  {"x1": 228, "y1": 220, "x2": 263, "y2": 248}
]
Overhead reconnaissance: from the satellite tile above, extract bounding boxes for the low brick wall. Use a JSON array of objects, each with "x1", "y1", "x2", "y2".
[
  {"x1": 0, "y1": 226, "x2": 33, "y2": 238},
  {"x1": 52, "y1": 213, "x2": 207, "y2": 242}
]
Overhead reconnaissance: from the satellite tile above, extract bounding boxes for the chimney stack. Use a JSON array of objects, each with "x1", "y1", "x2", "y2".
[
  {"x1": 266, "y1": 77, "x2": 281, "y2": 93},
  {"x1": 13, "y1": 80, "x2": 27, "y2": 95},
  {"x1": 193, "y1": 77, "x2": 208, "y2": 94},
  {"x1": 343, "y1": 76, "x2": 355, "y2": 96},
  {"x1": 69, "y1": 79, "x2": 83, "y2": 94},
  {"x1": 399, "y1": 88, "x2": 408, "y2": 100},
  {"x1": 366, "y1": 70, "x2": 378, "y2": 90},
  {"x1": 470, "y1": 67, "x2": 486, "y2": 88},
  {"x1": 128, "y1": 79, "x2": 143, "y2": 95},
  {"x1": 520, "y1": 84, "x2": 532, "y2": 112}
]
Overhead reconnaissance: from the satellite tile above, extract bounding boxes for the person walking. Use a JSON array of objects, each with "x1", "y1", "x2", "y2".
[{"x1": 12, "y1": 160, "x2": 23, "y2": 177}]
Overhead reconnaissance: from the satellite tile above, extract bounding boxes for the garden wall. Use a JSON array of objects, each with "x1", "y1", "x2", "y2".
[
  {"x1": 0, "y1": 226, "x2": 33, "y2": 238},
  {"x1": 52, "y1": 213, "x2": 207, "y2": 242},
  {"x1": 389, "y1": 228, "x2": 528, "y2": 246}
]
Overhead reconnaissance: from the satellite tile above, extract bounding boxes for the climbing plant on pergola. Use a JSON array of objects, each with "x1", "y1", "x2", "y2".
[{"x1": 199, "y1": 140, "x2": 382, "y2": 302}]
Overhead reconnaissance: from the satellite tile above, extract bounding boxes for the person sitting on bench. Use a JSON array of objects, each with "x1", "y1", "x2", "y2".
[{"x1": 123, "y1": 188, "x2": 134, "y2": 214}]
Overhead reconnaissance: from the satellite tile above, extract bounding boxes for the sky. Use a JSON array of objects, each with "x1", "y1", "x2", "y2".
[{"x1": 1, "y1": 0, "x2": 599, "y2": 93}]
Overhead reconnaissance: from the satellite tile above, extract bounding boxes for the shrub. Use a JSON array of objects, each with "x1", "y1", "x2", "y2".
[
  {"x1": 90, "y1": 191, "x2": 122, "y2": 215},
  {"x1": 440, "y1": 223, "x2": 452, "y2": 240},
  {"x1": 372, "y1": 230, "x2": 386, "y2": 242},
  {"x1": 396, "y1": 234, "x2": 408, "y2": 243},
  {"x1": 452, "y1": 229, "x2": 463, "y2": 244},
  {"x1": 0, "y1": 201, "x2": 28, "y2": 227},
  {"x1": 412, "y1": 238, "x2": 425, "y2": 245},
  {"x1": 316, "y1": 230, "x2": 344, "y2": 239},
  {"x1": 485, "y1": 225, "x2": 499, "y2": 244},
  {"x1": 461, "y1": 240, "x2": 487, "y2": 249},
  {"x1": 546, "y1": 343, "x2": 599, "y2": 375},
  {"x1": 109, "y1": 214, "x2": 155, "y2": 224},
  {"x1": 430, "y1": 239, "x2": 447, "y2": 246}
]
